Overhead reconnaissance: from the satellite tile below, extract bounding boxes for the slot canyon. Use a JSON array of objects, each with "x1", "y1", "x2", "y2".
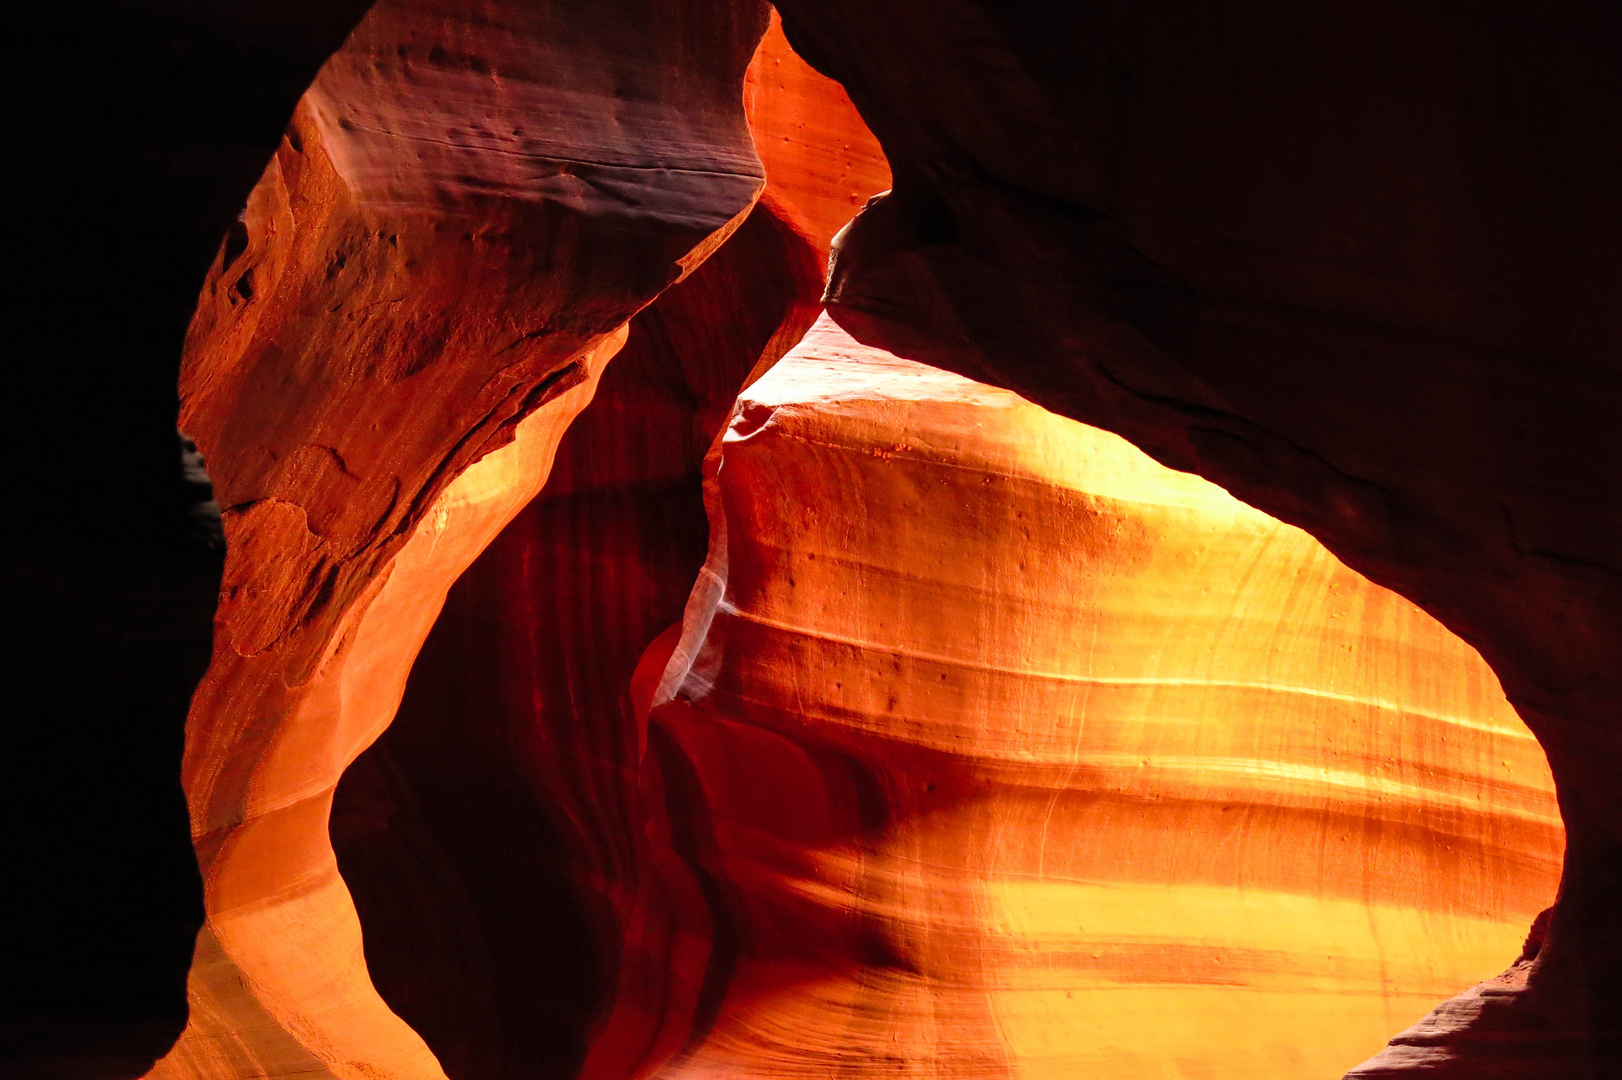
[{"x1": 3, "y1": 2, "x2": 1617, "y2": 1079}]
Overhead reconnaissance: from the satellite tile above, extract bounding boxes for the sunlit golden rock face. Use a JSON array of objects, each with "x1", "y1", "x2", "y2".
[
  {"x1": 637, "y1": 315, "x2": 1563, "y2": 1079},
  {"x1": 777, "y1": 5, "x2": 1620, "y2": 1070},
  {"x1": 146, "y1": 1, "x2": 1585, "y2": 1076}
]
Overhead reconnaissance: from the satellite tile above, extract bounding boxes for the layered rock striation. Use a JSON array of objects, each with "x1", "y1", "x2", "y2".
[
  {"x1": 140, "y1": 3, "x2": 1614, "y2": 1079},
  {"x1": 321, "y1": 17, "x2": 888, "y2": 1077},
  {"x1": 152, "y1": 1, "x2": 774, "y2": 1076},
  {"x1": 632, "y1": 316, "x2": 1562, "y2": 1078},
  {"x1": 327, "y1": 198, "x2": 826, "y2": 1080},
  {"x1": 772, "y1": 3, "x2": 1622, "y2": 1071}
]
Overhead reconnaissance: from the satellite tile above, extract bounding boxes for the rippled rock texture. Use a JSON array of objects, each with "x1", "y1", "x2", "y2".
[
  {"x1": 629, "y1": 317, "x2": 1560, "y2": 1078},
  {"x1": 151, "y1": 0, "x2": 776, "y2": 1075},
  {"x1": 772, "y1": 2, "x2": 1621, "y2": 1073},
  {"x1": 142, "y1": 2, "x2": 1615, "y2": 1079}
]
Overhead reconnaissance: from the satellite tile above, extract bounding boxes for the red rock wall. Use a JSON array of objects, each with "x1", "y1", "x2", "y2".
[
  {"x1": 142, "y1": 2, "x2": 1616, "y2": 1079},
  {"x1": 771, "y1": 2, "x2": 1622, "y2": 1072},
  {"x1": 327, "y1": 200, "x2": 824, "y2": 1080},
  {"x1": 322, "y1": 18, "x2": 888, "y2": 1077},
  {"x1": 630, "y1": 316, "x2": 1562, "y2": 1079},
  {"x1": 743, "y1": 10, "x2": 891, "y2": 266},
  {"x1": 151, "y1": 1, "x2": 775, "y2": 1076}
]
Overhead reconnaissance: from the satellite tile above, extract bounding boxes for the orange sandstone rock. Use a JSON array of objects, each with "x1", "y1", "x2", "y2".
[
  {"x1": 151, "y1": 1, "x2": 773, "y2": 1077},
  {"x1": 744, "y1": 10, "x2": 891, "y2": 266},
  {"x1": 634, "y1": 316, "x2": 1562, "y2": 1079},
  {"x1": 141, "y1": 2, "x2": 1588, "y2": 1077},
  {"x1": 773, "y1": 4, "x2": 1621, "y2": 1069},
  {"x1": 315, "y1": 23, "x2": 889, "y2": 1079},
  {"x1": 327, "y1": 199, "x2": 825, "y2": 1080}
]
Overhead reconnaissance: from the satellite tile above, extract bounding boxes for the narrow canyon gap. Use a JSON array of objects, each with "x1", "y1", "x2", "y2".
[{"x1": 145, "y1": 2, "x2": 1616, "y2": 1080}]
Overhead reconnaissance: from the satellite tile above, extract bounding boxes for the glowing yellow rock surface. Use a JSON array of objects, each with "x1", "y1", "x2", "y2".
[{"x1": 641, "y1": 315, "x2": 1563, "y2": 1079}]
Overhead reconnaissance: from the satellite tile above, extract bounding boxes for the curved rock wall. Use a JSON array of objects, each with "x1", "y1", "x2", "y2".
[
  {"x1": 635, "y1": 316, "x2": 1562, "y2": 1079},
  {"x1": 322, "y1": 18, "x2": 889, "y2": 1077},
  {"x1": 771, "y1": 3, "x2": 1621, "y2": 1071},
  {"x1": 743, "y1": 10, "x2": 891, "y2": 264},
  {"x1": 327, "y1": 200, "x2": 825, "y2": 1080},
  {"x1": 140, "y1": 2, "x2": 1612, "y2": 1078},
  {"x1": 152, "y1": 1, "x2": 773, "y2": 1076}
]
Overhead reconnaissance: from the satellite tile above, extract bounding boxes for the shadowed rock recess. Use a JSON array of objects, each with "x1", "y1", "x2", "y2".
[{"x1": 146, "y1": 2, "x2": 1615, "y2": 1079}]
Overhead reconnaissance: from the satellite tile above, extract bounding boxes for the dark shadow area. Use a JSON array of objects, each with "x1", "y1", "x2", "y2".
[
  {"x1": 0, "y1": 539, "x2": 219, "y2": 1077},
  {"x1": 1, "y1": 3, "x2": 371, "y2": 1076}
]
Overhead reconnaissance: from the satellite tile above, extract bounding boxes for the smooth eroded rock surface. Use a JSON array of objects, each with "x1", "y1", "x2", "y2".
[
  {"x1": 743, "y1": 9, "x2": 890, "y2": 265},
  {"x1": 634, "y1": 316, "x2": 1562, "y2": 1079},
  {"x1": 327, "y1": 198, "x2": 824, "y2": 1080},
  {"x1": 322, "y1": 25, "x2": 889, "y2": 1078},
  {"x1": 152, "y1": 1, "x2": 773, "y2": 1076},
  {"x1": 133, "y1": 4, "x2": 1611, "y2": 1078},
  {"x1": 772, "y1": 3, "x2": 1621, "y2": 1070}
]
